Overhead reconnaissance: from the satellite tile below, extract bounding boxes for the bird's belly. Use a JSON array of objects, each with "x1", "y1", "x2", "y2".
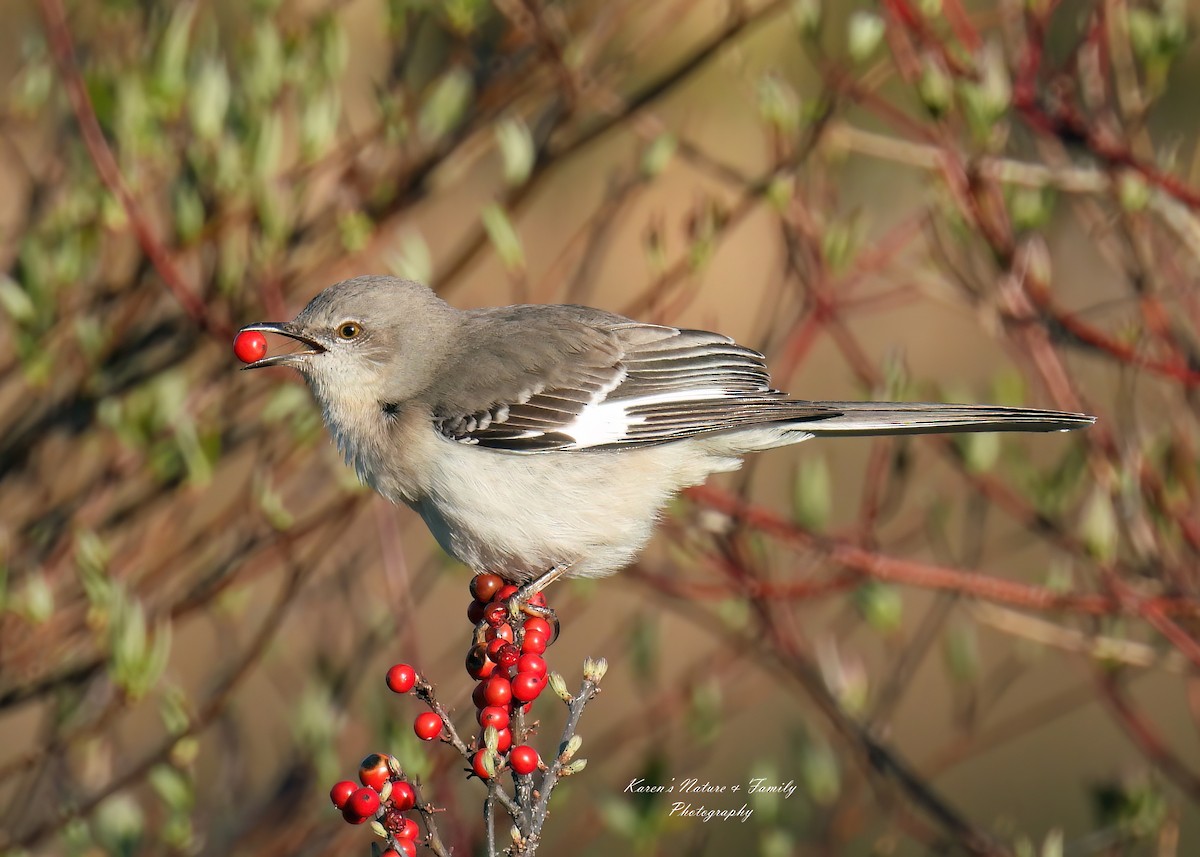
[{"x1": 414, "y1": 441, "x2": 726, "y2": 581}]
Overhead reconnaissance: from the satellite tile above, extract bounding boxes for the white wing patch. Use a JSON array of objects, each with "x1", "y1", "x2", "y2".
[{"x1": 558, "y1": 387, "x2": 734, "y2": 448}]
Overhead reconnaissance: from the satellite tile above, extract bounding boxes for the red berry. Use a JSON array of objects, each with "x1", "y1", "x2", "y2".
[
  {"x1": 343, "y1": 805, "x2": 370, "y2": 824},
  {"x1": 517, "y1": 653, "x2": 546, "y2": 677},
  {"x1": 466, "y1": 644, "x2": 495, "y2": 680},
  {"x1": 472, "y1": 749, "x2": 496, "y2": 779},
  {"x1": 521, "y1": 630, "x2": 548, "y2": 654},
  {"x1": 510, "y1": 671, "x2": 546, "y2": 703},
  {"x1": 493, "y1": 727, "x2": 513, "y2": 753},
  {"x1": 390, "y1": 839, "x2": 418, "y2": 857},
  {"x1": 329, "y1": 779, "x2": 358, "y2": 809},
  {"x1": 486, "y1": 638, "x2": 508, "y2": 662},
  {"x1": 496, "y1": 644, "x2": 521, "y2": 670},
  {"x1": 478, "y1": 705, "x2": 510, "y2": 731},
  {"x1": 391, "y1": 780, "x2": 416, "y2": 812},
  {"x1": 385, "y1": 663, "x2": 417, "y2": 694},
  {"x1": 496, "y1": 585, "x2": 520, "y2": 601},
  {"x1": 509, "y1": 745, "x2": 539, "y2": 776},
  {"x1": 233, "y1": 330, "x2": 267, "y2": 364},
  {"x1": 487, "y1": 623, "x2": 514, "y2": 644},
  {"x1": 472, "y1": 681, "x2": 489, "y2": 709},
  {"x1": 414, "y1": 711, "x2": 442, "y2": 741},
  {"x1": 346, "y1": 786, "x2": 381, "y2": 819},
  {"x1": 483, "y1": 601, "x2": 508, "y2": 627},
  {"x1": 524, "y1": 617, "x2": 553, "y2": 638},
  {"x1": 470, "y1": 573, "x2": 504, "y2": 602},
  {"x1": 359, "y1": 753, "x2": 392, "y2": 792},
  {"x1": 528, "y1": 592, "x2": 547, "y2": 607},
  {"x1": 467, "y1": 599, "x2": 487, "y2": 624},
  {"x1": 482, "y1": 675, "x2": 512, "y2": 707},
  {"x1": 394, "y1": 816, "x2": 420, "y2": 839}
]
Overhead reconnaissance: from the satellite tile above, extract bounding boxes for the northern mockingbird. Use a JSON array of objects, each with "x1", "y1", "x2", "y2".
[{"x1": 239, "y1": 275, "x2": 1094, "y2": 587}]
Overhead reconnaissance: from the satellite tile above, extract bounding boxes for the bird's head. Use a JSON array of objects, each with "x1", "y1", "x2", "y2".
[{"x1": 239, "y1": 275, "x2": 459, "y2": 406}]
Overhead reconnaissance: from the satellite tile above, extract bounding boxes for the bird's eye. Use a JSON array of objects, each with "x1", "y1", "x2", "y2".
[{"x1": 337, "y1": 322, "x2": 361, "y2": 340}]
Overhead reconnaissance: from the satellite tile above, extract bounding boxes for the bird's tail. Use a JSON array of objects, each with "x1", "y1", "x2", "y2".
[{"x1": 796, "y1": 401, "x2": 1095, "y2": 436}]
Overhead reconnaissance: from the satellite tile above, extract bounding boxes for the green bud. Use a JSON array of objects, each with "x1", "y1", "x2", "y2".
[
  {"x1": 338, "y1": 211, "x2": 374, "y2": 254},
  {"x1": 1117, "y1": 171, "x2": 1151, "y2": 212},
  {"x1": 385, "y1": 230, "x2": 433, "y2": 285},
  {"x1": 562, "y1": 759, "x2": 588, "y2": 775},
  {"x1": 757, "y1": 73, "x2": 801, "y2": 133},
  {"x1": 1010, "y1": 186, "x2": 1054, "y2": 231},
  {"x1": 481, "y1": 204, "x2": 525, "y2": 272},
  {"x1": 548, "y1": 671, "x2": 572, "y2": 702},
  {"x1": 247, "y1": 23, "x2": 284, "y2": 103},
  {"x1": 943, "y1": 624, "x2": 980, "y2": 683},
  {"x1": 156, "y1": 3, "x2": 196, "y2": 112},
  {"x1": 93, "y1": 794, "x2": 144, "y2": 855},
  {"x1": 640, "y1": 132, "x2": 677, "y2": 178},
  {"x1": 316, "y1": 14, "x2": 349, "y2": 79},
  {"x1": 847, "y1": 11, "x2": 885, "y2": 63},
  {"x1": 479, "y1": 748, "x2": 499, "y2": 778},
  {"x1": 419, "y1": 68, "x2": 473, "y2": 142},
  {"x1": 854, "y1": 581, "x2": 903, "y2": 633},
  {"x1": 188, "y1": 59, "x2": 230, "y2": 141},
  {"x1": 484, "y1": 724, "x2": 499, "y2": 752},
  {"x1": 301, "y1": 90, "x2": 341, "y2": 161},
  {"x1": 978, "y1": 40, "x2": 1012, "y2": 119},
  {"x1": 1127, "y1": 9, "x2": 1160, "y2": 62},
  {"x1": 1081, "y1": 489, "x2": 1118, "y2": 562},
  {"x1": 253, "y1": 113, "x2": 284, "y2": 181},
  {"x1": 0, "y1": 275, "x2": 35, "y2": 325},
  {"x1": 584, "y1": 656, "x2": 608, "y2": 683},
  {"x1": 792, "y1": 456, "x2": 831, "y2": 529},
  {"x1": 560, "y1": 734, "x2": 582, "y2": 761},
  {"x1": 173, "y1": 182, "x2": 205, "y2": 245},
  {"x1": 917, "y1": 56, "x2": 953, "y2": 116},
  {"x1": 800, "y1": 739, "x2": 840, "y2": 805},
  {"x1": 960, "y1": 431, "x2": 1000, "y2": 474},
  {"x1": 370, "y1": 820, "x2": 387, "y2": 838},
  {"x1": 1041, "y1": 829, "x2": 1063, "y2": 857},
  {"x1": 495, "y1": 117, "x2": 535, "y2": 186},
  {"x1": 15, "y1": 571, "x2": 54, "y2": 624},
  {"x1": 791, "y1": 0, "x2": 821, "y2": 37}
]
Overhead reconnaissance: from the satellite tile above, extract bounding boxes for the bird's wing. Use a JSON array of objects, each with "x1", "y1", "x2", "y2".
[{"x1": 429, "y1": 308, "x2": 836, "y2": 451}]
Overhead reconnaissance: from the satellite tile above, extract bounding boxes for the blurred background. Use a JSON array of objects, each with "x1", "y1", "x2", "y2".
[{"x1": 3, "y1": 0, "x2": 1200, "y2": 854}]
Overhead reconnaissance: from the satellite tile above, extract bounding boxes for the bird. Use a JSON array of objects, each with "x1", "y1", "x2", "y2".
[{"x1": 238, "y1": 275, "x2": 1094, "y2": 588}]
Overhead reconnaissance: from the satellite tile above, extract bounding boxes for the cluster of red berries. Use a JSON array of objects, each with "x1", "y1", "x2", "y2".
[
  {"x1": 460, "y1": 573, "x2": 551, "y2": 779},
  {"x1": 328, "y1": 752, "x2": 421, "y2": 857}
]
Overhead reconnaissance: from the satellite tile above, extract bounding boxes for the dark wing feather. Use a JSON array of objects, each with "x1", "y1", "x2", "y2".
[{"x1": 428, "y1": 310, "x2": 839, "y2": 451}]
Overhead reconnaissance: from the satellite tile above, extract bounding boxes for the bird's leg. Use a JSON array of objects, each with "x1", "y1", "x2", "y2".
[{"x1": 508, "y1": 563, "x2": 573, "y2": 642}]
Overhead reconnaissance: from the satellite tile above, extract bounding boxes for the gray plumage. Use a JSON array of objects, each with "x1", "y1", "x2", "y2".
[{"x1": 240, "y1": 275, "x2": 1095, "y2": 581}]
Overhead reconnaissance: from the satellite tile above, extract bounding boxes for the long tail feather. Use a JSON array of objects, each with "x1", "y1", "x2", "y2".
[{"x1": 797, "y1": 401, "x2": 1095, "y2": 436}]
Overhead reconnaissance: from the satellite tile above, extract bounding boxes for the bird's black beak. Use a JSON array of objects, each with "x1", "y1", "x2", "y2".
[{"x1": 238, "y1": 322, "x2": 326, "y2": 370}]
